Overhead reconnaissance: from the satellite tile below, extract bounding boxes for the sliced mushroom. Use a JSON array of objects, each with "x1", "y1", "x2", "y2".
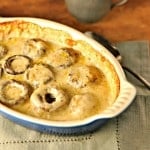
[
  {"x1": 49, "y1": 47, "x2": 79, "y2": 68},
  {"x1": 25, "y1": 64, "x2": 54, "y2": 87},
  {"x1": 0, "y1": 64, "x2": 3, "y2": 78},
  {"x1": 0, "y1": 44, "x2": 8, "y2": 59},
  {"x1": 69, "y1": 93, "x2": 97, "y2": 118},
  {"x1": 23, "y1": 38, "x2": 48, "y2": 59},
  {"x1": 30, "y1": 84, "x2": 68, "y2": 112},
  {"x1": 4, "y1": 55, "x2": 32, "y2": 75},
  {"x1": 0, "y1": 80, "x2": 30, "y2": 106},
  {"x1": 67, "y1": 65, "x2": 101, "y2": 88}
]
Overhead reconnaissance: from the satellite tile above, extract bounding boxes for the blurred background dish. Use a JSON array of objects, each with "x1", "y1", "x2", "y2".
[{"x1": 65, "y1": 0, "x2": 128, "y2": 23}]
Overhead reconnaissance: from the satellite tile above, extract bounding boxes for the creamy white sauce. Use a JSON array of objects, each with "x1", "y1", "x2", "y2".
[{"x1": 0, "y1": 38, "x2": 113, "y2": 121}]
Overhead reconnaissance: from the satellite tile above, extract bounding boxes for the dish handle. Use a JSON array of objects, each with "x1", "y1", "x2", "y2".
[{"x1": 101, "y1": 80, "x2": 136, "y2": 118}]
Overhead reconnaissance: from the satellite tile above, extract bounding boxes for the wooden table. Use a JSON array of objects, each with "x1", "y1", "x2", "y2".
[{"x1": 0, "y1": 0, "x2": 150, "y2": 43}]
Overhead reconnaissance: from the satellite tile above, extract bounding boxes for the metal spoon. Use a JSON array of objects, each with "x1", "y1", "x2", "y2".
[{"x1": 85, "y1": 31, "x2": 150, "y2": 90}]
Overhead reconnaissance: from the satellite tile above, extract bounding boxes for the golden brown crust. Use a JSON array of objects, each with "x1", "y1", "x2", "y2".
[{"x1": 0, "y1": 20, "x2": 72, "y2": 45}]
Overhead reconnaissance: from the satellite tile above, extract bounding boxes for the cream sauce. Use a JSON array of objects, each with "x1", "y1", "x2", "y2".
[{"x1": 0, "y1": 38, "x2": 112, "y2": 121}]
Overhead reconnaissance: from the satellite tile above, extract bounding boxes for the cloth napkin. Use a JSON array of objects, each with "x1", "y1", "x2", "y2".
[{"x1": 0, "y1": 41, "x2": 150, "y2": 150}]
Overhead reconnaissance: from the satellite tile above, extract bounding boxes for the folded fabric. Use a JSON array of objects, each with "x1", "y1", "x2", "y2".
[{"x1": 0, "y1": 41, "x2": 149, "y2": 150}]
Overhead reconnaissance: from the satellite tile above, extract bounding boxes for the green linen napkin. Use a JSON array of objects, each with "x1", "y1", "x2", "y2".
[{"x1": 0, "y1": 41, "x2": 149, "y2": 150}]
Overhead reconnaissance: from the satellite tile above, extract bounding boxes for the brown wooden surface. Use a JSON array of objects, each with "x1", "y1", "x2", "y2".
[{"x1": 0, "y1": 0, "x2": 150, "y2": 43}]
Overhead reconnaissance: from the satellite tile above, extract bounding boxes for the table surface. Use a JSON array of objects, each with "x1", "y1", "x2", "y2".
[{"x1": 0, "y1": 0, "x2": 150, "y2": 43}]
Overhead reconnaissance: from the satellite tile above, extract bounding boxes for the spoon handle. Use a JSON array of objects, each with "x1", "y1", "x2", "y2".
[
  {"x1": 122, "y1": 66, "x2": 150, "y2": 90},
  {"x1": 85, "y1": 31, "x2": 150, "y2": 90},
  {"x1": 85, "y1": 31, "x2": 122, "y2": 62}
]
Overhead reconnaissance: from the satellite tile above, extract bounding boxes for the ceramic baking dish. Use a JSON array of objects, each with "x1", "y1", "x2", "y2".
[{"x1": 0, "y1": 17, "x2": 136, "y2": 135}]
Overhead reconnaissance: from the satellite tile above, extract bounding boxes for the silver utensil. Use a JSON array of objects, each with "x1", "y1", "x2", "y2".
[{"x1": 85, "y1": 31, "x2": 150, "y2": 90}]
